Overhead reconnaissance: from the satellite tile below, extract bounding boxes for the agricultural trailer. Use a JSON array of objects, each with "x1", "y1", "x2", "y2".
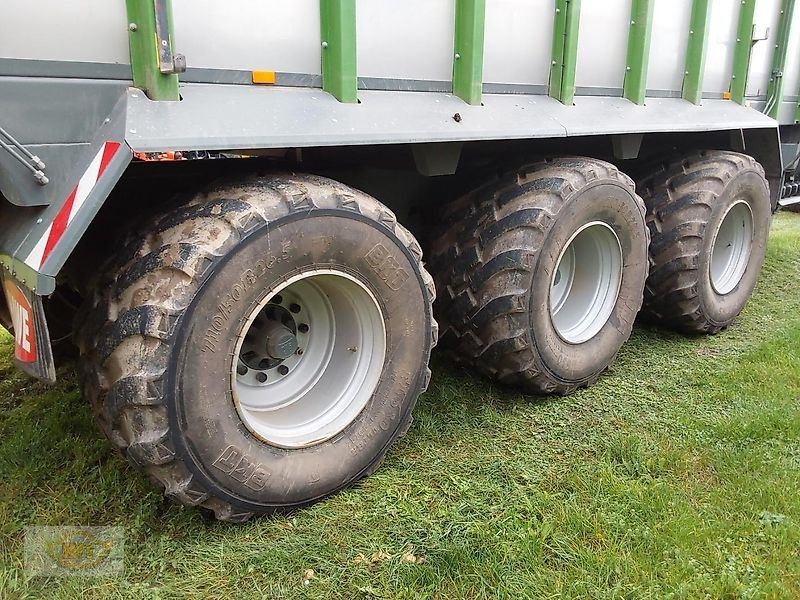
[{"x1": 1, "y1": 0, "x2": 799, "y2": 521}]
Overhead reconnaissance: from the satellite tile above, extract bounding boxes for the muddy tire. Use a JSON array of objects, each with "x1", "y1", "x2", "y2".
[
  {"x1": 638, "y1": 151, "x2": 771, "y2": 333},
  {"x1": 75, "y1": 173, "x2": 436, "y2": 521},
  {"x1": 429, "y1": 158, "x2": 649, "y2": 395}
]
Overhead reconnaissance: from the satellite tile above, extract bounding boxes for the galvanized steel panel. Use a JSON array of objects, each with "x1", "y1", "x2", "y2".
[
  {"x1": 172, "y1": 0, "x2": 322, "y2": 75},
  {"x1": 647, "y1": 0, "x2": 693, "y2": 92},
  {"x1": 483, "y1": 0, "x2": 553, "y2": 86},
  {"x1": 746, "y1": 0, "x2": 782, "y2": 97},
  {"x1": 0, "y1": 0, "x2": 129, "y2": 64},
  {"x1": 777, "y1": 1, "x2": 800, "y2": 121},
  {"x1": 575, "y1": 0, "x2": 631, "y2": 91},
  {"x1": 703, "y1": 0, "x2": 740, "y2": 94},
  {"x1": 125, "y1": 83, "x2": 777, "y2": 153},
  {"x1": 356, "y1": 0, "x2": 455, "y2": 81}
]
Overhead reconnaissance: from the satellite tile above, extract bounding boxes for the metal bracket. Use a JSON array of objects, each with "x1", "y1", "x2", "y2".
[
  {"x1": 0, "y1": 126, "x2": 48, "y2": 185},
  {"x1": 154, "y1": 0, "x2": 186, "y2": 74}
]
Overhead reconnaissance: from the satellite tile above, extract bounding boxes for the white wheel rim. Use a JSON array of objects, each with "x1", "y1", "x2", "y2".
[
  {"x1": 549, "y1": 221, "x2": 624, "y2": 344},
  {"x1": 710, "y1": 200, "x2": 753, "y2": 295},
  {"x1": 232, "y1": 270, "x2": 386, "y2": 449}
]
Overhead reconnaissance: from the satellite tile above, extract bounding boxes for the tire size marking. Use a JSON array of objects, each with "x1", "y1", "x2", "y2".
[
  {"x1": 212, "y1": 445, "x2": 271, "y2": 491},
  {"x1": 201, "y1": 241, "x2": 292, "y2": 353},
  {"x1": 365, "y1": 243, "x2": 409, "y2": 291}
]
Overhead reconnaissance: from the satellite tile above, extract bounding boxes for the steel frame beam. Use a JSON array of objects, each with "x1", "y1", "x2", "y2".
[
  {"x1": 452, "y1": 0, "x2": 486, "y2": 105},
  {"x1": 623, "y1": 0, "x2": 655, "y2": 105},
  {"x1": 682, "y1": 0, "x2": 712, "y2": 105},
  {"x1": 125, "y1": 0, "x2": 180, "y2": 101},
  {"x1": 730, "y1": 0, "x2": 757, "y2": 105},
  {"x1": 320, "y1": 0, "x2": 358, "y2": 103},
  {"x1": 550, "y1": 0, "x2": 582, "y2": 105}
]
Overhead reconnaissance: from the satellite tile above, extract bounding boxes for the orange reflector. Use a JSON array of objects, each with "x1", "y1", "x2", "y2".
[
  {"x1": 722, "y1": 91, "x2": 731, "y2": 100},
  {"x1": 252, "y1": 71, "x2": 276, "y2": 85}
]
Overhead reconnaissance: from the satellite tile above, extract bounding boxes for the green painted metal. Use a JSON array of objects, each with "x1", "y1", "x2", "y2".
[
  {"x1": 729, "y1": 0, "x2": 757, "y2": 105},
  {"x1": 320, "y1": 0, "x2": 358, "y2": 103},
  {"x1": 682, "y1": 0, "x2": 712, "y2": 105},
  {"x1": 452, "y1": 0, "x2": 486, "y2": 105},
  {"x1": 765, "y1": 0, "x2": 797, "y2": 119},
  {"x1": 549, "y1": 0, "x2": 582, "y2": 105},
  {"x1": 125, "y1": 0, "x2": 180, "y2": 101},
  {"x1": 623, "y1": 0, "x2": 654, "y2": 105}
]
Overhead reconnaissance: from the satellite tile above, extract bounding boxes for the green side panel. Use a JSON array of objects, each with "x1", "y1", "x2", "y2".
[
  {"x1": 729, "y1": 0, "x2": 757, "y2": 105},
  {"x1": 452, "y1": 0, "x2": 486, "y2": 105},
  {"x1": 125, "y1": 0, "x2": 180, "y2": 101},
  {"x1": 623, "y1": 0, "x2": 654, "y2": 105},
  {"x1": 765, "y1": 0, "x2": 797, "y2": 119},
  {"x1": 320, "y1": 0, "x2": 358, "y2": 104},
  {"x1": 682, "y1": 0, "x2": 712, "y2": 105},
  {"x1": 549, "y1": 0, "x2": 582, "y2": 105}
]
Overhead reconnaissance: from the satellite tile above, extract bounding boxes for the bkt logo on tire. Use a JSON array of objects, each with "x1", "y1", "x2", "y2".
[{"x1": 3, "y1": 280, "x2": 36, "y2": 363}]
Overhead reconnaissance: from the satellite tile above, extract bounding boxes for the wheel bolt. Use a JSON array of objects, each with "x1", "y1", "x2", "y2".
[
  {"x1": 289, "y1": 303, "x2": 301, "y2": 314},
  {"x1": 237, "y1": 364, "x2": 248, "y2": 376},
  {"x1": 298, "y1": 323, "x2": 309, "y2": 333},
  {"x1": 256, "y1": 372, "x2": 268, "y2": 383},
  {"x1": 272, "y1": 294, "x2": 283, "y2": 305},
  {"x1": 278, "y1": 365, "x2": 289, "y2": 376}
]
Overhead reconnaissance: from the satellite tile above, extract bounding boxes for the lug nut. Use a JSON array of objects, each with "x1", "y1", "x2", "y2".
[
  {"x1": 237, "y1": 364, "x2": 248, "y2": 376},
  {"x1": 272, "y1": 294, "x2": 283, "y2": 305},
  {"x1": 298, "y1": 323, "x2": 309, "y2": 333},
  {"x1": 256, "y1": 372, "x2": 268, "y2": 383},
  {"x1": 289, "y1": 303, "x2": 301, "y2": 313},
  {"x1": 278, "y1": 365, "x2": 289, "y2": 376}
]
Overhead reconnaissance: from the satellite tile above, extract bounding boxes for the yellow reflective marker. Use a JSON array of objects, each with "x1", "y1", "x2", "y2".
[{"x1": 252, "y1": 71, "x2": 276, "y2": 85}]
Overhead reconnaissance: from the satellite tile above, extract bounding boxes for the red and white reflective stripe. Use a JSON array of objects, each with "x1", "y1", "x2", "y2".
[{"x1": 25, "y1": 141, "x2": 121, "y2": 270}]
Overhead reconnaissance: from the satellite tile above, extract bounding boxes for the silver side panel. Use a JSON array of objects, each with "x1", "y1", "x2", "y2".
[
  {"x1": 1, "y1": 0, "x2": 129, "y2": 64},
  {"x1": 356, "y1": 0, "x2": 455, "y2": 81},
  {"x1": 173, "y1": 0, "x2": 322, "y2": 75},
  {"x1": 647, "y1": 1, "x2": 692, "y2": 93},
  {"x1": 575, "y1": 0, "x2": 631, "y2": 92},
  {"x1": 704, "y1": 0, "x2": 740, "y2": 95},
  {"x1": 747, "y1": 0, "x2": 783, "y2": 98},
  {"x1": 484, "y1": 0, "x2": 553, "y2": 87},
  {"x1": 125, "y1": 83, "x2": 777, "y2": 152}
]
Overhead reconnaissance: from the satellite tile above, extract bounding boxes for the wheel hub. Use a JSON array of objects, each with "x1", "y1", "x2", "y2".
[
  {"x1": 710, "y1": 199, "x2": 753, "y2": 295},
  {"x1": 231, "y1": 271, "x2": 387, "y2": 449},
  {"x1": 549, "y1": 221, "x2": 624, "y2": 344}
]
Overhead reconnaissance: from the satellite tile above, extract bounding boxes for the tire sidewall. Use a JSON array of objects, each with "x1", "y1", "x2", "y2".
[
  {"x1": 528, "y1": 182, "x2": 649, "y2": 383},
  {"x1": 167, "y1": 209, "x2": 431, "y2": 509},
  {"x1": 698, "y1": 170, "x2": 771, "y2": 326}
]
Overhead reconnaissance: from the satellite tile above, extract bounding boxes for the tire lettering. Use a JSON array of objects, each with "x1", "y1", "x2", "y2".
[
  {"x1": 200, "y1": 242, "x2": 293, "y2": 353},
  {"x1": 365, "y1": 243, "x2": 410, "y2": 291},
  {"x1": 212, "y1": 445, "x2": 270, "y2": 491}
]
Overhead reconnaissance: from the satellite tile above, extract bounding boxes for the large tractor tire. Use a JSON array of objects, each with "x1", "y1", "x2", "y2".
[
  {"x1": 430, "y1": 158, "x2": 649, "y2": 395},
  {"x1": 637, "y1": 151, "x2": 771, "y2": 333},
  {"x1": 76, "y1": 174, "x2": 437, "y2": 521}
]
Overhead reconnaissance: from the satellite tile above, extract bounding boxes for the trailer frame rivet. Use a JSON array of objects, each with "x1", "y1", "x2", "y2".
[{"x1": 128, "y1": 23, "x2": 138, "y2": 32}]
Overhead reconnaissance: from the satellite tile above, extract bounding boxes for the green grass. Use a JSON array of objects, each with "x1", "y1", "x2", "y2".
[{"x1": 2, "y1": 213, "x2": 800, "y2": 599}]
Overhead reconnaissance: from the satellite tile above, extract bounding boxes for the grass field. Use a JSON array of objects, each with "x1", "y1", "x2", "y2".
[{"x1": 1, "y1": 212, "x2": 799, "y2": 599}]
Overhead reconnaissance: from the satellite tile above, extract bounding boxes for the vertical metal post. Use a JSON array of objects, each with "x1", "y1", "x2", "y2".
[
  {"x1": 550, "y1": 0, "x2": 582, "y2": 105},
  {"x1": 623, "y1": 0, "x2": 654, "y2": 105},
  {"x1": 452, "y1": 0, "x2": 486, "y2": 105},
  {"x1": 126, "y1": 0, "x2": 180, "y2": 101},
  {"x1": 730, "y1": 0, "x2": 757, "y2": 105},
  {"x1": 320, "y1": 0, "x2": 358, "y2": 103},
  {"x1": 682, "y1": 0, "x2": 712, "y2": 105},
  {"x1": 765, "y1": 0, "x2": 797, "y2": 119}
]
